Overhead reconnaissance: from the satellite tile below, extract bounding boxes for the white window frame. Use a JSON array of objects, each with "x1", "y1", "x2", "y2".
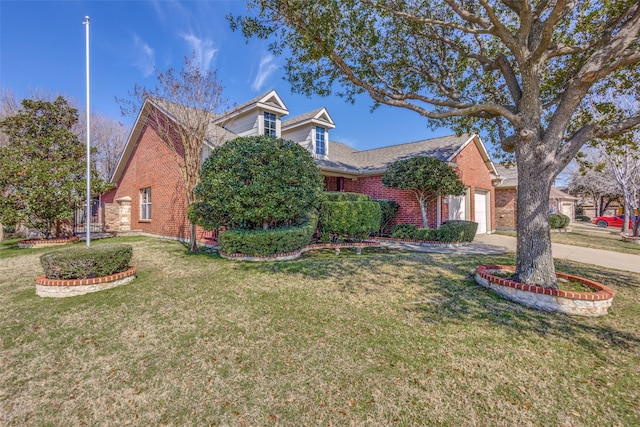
[
  {"x1": 264, "y1": 112, "x2": 277, "y2": 137},
  {"x1": 315, "y1": 126, "x2": 326, "y2": 156},
  {"x1": 140, "y1": 187, "x2": 151, "y2": 220}
]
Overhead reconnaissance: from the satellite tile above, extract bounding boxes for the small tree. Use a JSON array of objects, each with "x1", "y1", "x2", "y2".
[
  {"x1": 190, "y1": 136, "x2": 324, "y2": 230},
  {"x1": 382, "y1": 157, "x2": 465, "y2": 228},
  {"x1": 0, "y1": 97, "x2": 107, "y2": 238},
  {"x1": 119, "y1": 54, "x2": 227, "y2": 252}
]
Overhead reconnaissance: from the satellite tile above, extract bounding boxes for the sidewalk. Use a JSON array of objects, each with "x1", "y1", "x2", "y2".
[{"x1": 474, "y1": 233, "x2": 640, "y2": 274}]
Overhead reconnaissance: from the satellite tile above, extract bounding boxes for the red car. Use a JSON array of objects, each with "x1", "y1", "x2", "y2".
[{"x1": 592, "y1": 214, "x2": 637, "y2": 228}]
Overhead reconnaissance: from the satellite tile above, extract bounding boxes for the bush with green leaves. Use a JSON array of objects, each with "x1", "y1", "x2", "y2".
[
  {"x1": 375, "y1": 200, "x2": 399, "y2": 235},
  {"x1": 549, "y1": 213, "x2": 571, "y2": 229},
  {"x1": 40, "y1": 244, "x2": 133, "y2": 279},
  {"x1": 191, "y1": 136, "x2": 324, "y2": 230},
  {"x1": 219, "y1": 214, "x2": 317, "y2": 256},
  {"x1": 390, "y1": 221, "x2": 477, "y2": 242},
  {"x1": 323, "y1": 192, "x2": 371, "y2": 202},
  {"x1": 437, "y1": 220, "x2": 478, "y2": 242},
  {"x1": 576, "y1": 215, "x2": 591, "y2": 222},
  {"x1": 318, "y1": 200, "x2": 381, "y2": 242},
  {"x1": 390, "y1": 224, "x2": 417, "y2": 239}
]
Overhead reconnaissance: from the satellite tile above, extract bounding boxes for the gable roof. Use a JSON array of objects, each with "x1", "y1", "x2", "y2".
[
  {"x1": 494, "y1": 163, "x2": 518, "y2": 188},
  {"x1": 110, "y1": 98, "x2": 239, "y2": 184},
  {"x1": 214, "y1": 89, "x2": 288, "y2": 123},
  {"x1": 282, "y1": 107, "x2": 336, "y2": 130},
  {"x1": 321, "y1": 134, "x2": 497, "y2": 176}
]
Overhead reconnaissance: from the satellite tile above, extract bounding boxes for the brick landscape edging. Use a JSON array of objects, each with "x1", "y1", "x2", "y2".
[
  {"x1": 373, "y1": 237, "x2": 470, "y2": 247},
  {"x1": 621, "y1": 235, "x2": 640, "y2": 245},
  {"x1": 219, "y1": 241, "x2": 381, "y2": 262},
  {"x1": 35, "y1": 267, "x2": 137, "y2": 298},
  {"x1": 475, "y1": 265, "x2": 615, "y2": 317},
  {"x1": 18, "y1": 236, "x2": 80, "y2": 249}
]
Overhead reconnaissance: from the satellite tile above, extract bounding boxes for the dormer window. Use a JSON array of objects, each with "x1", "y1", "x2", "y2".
[
  {"x1": 264, "y1": 112, "x2": 277, "y2": 137},
  {"x1": 315, "y1": 126, "x2": 326, "y2": 156}
]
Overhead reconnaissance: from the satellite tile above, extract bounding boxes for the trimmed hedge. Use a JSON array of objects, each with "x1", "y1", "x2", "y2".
[
  {"x1": 319, "y1": 200, "x2": 382, "y2": 242},
  {"x1": 550, "y1": 213, "x2": 571, "y2": 228},
  {"x1": 323, "y1": 192, "x2": 371, "y2": 202},
  {"x1": 390, "y1": 221, "x2": 478, "y2": 242},
  {"x1": 40, "y1": 244, "x2": 133, "y2": 280},
  {"x1": 219, "y1": 214, "x2": 318, "y2": 256},
  {"x1": 441, "y1": 220, "x2": 478, "y2": 242},
  {"x1": 576, "y1": 215, "x2": 591, "y2": 222}
]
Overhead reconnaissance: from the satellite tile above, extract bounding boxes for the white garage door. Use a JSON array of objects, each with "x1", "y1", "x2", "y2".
[
  {"x1": 449, "y1": 195, "x2": 466, "y2": 221},
  {"x1": 474, "y1": 192, "x2": 487, "y2": 234}
]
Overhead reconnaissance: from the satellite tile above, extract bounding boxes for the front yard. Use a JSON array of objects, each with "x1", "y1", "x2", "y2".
[{"x1": 1, "y1": 237, "x2": 639, "y2": 426}]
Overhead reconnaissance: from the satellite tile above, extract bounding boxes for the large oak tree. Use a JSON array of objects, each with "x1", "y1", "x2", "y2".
[{"x1": 232, "y1": 0, "x2": 640, "y2": 288}]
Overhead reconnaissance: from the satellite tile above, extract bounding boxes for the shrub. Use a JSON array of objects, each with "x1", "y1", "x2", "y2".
[
  {"x1": 391, "y1": 224, "x2": 417, "y2": 239},
  {"x1": 323, "y1": 192, "x2": 371, "y2": 202},
  {"x1": 550, "y1": 213, "x2": 570, "y2": 228},
  {"x1": 442, "y1": 220, "x2": 478, "y2": 242},
  {"x1": 192, "y1": 136, "x2": 324, "y2": 230},
  {"x1": 436, "y1": 220, "x2": 478, "y2": 242},
  {"x1": 576, "y1": 215, "x2": 591, "y2": 222},
  {"x1": 415, "y1": 228, "x2": 437, "y2": 241},
  {"x1": 318, "y1": 201, "x2": 382, "y2": 241},
  {"x1": 219, "y1": 214, "x2": 317, "y2": 256},
  {"x1": 40, "y1": 244, "x2": 133, "y2": 279},
  {"x1": 375, "y1": 200, "x2": 399, "y2": 235}
]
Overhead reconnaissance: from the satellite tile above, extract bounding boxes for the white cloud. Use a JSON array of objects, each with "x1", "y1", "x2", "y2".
[
  {"x1": 132, "y1": 34, "x2": 155, "y2": 77},
  {"x1": 251, "y1": 54, "x2": 279, "y2": 92},
  {"x1": 181, "y1": 33, "x2": 217, "y2": 71}
]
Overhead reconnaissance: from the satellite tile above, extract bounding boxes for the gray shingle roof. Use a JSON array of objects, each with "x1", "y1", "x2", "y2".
[
  {"x1": 282, "y1": 108, "x2": 324, "y2": 128},
  {"x1": 494, "y1": 163, "x2": 518, "y2": 188},
  {"x1": 324, "y1": 134, "x2": 474, "y2": 172}
]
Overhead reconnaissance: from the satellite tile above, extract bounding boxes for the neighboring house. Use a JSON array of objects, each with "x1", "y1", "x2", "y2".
[
  {"x1": 494, "y1": 164, "x2": 577, "y2": 231},
  {"x1": 103, "y1": 90, "x2": 499, "y2": 243}
]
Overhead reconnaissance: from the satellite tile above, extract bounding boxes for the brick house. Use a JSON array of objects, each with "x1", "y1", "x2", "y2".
[
  {"x1": 103, "y1": 90, "x2": 499, "y2": 242},
  {"x1": 494, "y1": 163, "x2": 577, "y2": 231}
]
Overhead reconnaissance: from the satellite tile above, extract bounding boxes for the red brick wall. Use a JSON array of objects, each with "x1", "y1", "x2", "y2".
[
  {"x1": 495, "y1": 188, "x2": 517, "y2": 230},
  {"x1": 321, "y1": 138, "x2": 496, "y2": 231},
  {"x1": 103, "y1": 124, "x2": 207, "y2": 242}
]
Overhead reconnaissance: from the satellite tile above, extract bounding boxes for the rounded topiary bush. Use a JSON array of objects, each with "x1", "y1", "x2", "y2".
[
  {"x1": 40, "y1": 244, "x2": 133, "y2": 280},
  {"x1": 550, "y1": 213, "x2": 571, "y2": 229}
]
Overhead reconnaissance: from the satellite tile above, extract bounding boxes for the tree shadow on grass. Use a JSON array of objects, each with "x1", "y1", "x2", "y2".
[
  {"x1": 242, "y1": 249, "x2": 640, "y2": 356},
  {"x1": 409, "y1": 255, "x2": 640, "y2": 355}
]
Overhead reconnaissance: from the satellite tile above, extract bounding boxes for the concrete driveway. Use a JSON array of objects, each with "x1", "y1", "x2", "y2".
[{"x1": 475, "y1": 233, "x2": 640, "y2": 274}]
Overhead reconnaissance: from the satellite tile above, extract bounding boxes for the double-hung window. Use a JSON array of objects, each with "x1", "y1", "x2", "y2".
[
  {"x1": 140, "y1": 187, "x2": 151, "y2": 220},
  {"x1": 264, "y1": 112, "x2": 277, "y2": 137},
  {"x1": 315, "y1": 126, "x2": 326, "y2": 156}
]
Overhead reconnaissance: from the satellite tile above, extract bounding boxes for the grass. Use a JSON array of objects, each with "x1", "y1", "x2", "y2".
[
  {"x1": 498, "y1": 228, "x2": 640, "y2": 256},
  {"x1": 1, "y1": 236, "x2": 639, "y2": 426}
]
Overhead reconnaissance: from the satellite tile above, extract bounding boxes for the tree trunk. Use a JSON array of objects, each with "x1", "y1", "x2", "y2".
[
  {"x1": 418, "y1": 198, "x2": 428, "y2": 228},
  {"x1": 514, "y1": 160, "x2": 558, "y2": 289},
  {"x1": 189, "y1": 221, "x2": 198, "y2": 253}
]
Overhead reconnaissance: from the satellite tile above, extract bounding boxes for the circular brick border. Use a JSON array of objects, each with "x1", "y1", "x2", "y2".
[
  {"x1": 621, "y1": 235, "x2": 640, "y2": 245},
  {"x1": 475, "y1": 265, "x2": 615, "y2": 317},
  {"x1": 219, "y1": 241, "x2": 381, "y2": 262},
  {"x1": 35, "y1": 267, "x2": 136, "y2": 298},
  {"x1": 18, "y1": 236, "x2": 80, "y2": 249}
]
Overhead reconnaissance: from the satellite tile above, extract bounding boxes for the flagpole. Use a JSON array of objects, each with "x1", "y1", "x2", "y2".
[{"x1": 83, "y1": 16, "x2": 91, "y2": 247}]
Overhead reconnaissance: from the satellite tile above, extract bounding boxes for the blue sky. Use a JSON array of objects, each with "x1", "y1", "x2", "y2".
[{"x1": 0, "y1": 0, "x2": 454, "y2": 151}]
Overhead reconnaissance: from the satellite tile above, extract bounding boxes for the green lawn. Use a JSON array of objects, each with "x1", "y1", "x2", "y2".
[
  {"x1": 1, "y1": 237, "x2": 639, "y2": 426},
  {"x1": 498, "y1": 228, "x2": 640, "y2": 256}
]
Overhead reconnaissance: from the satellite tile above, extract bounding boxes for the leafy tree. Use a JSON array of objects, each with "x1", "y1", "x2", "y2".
[
  {"x1": 232, "y1": 1, "x2": 640, "y2": 288},
  {"x1": 190, "y1": 135, "x2": 324, "y2": 230},
  {"x1": 119, "y1": 54, "x2": 227, "y2": 252},
  {"x1": 0, "y1": 97, "x2": 107, "y2": 238},
  {"x1": 382, "y1": 157, "x2": 465, "y2": 228}
]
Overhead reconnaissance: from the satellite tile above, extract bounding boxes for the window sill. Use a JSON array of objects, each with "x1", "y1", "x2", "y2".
[{"x1": 139, "y1": 219, "x2": 151, "y2": 223}]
